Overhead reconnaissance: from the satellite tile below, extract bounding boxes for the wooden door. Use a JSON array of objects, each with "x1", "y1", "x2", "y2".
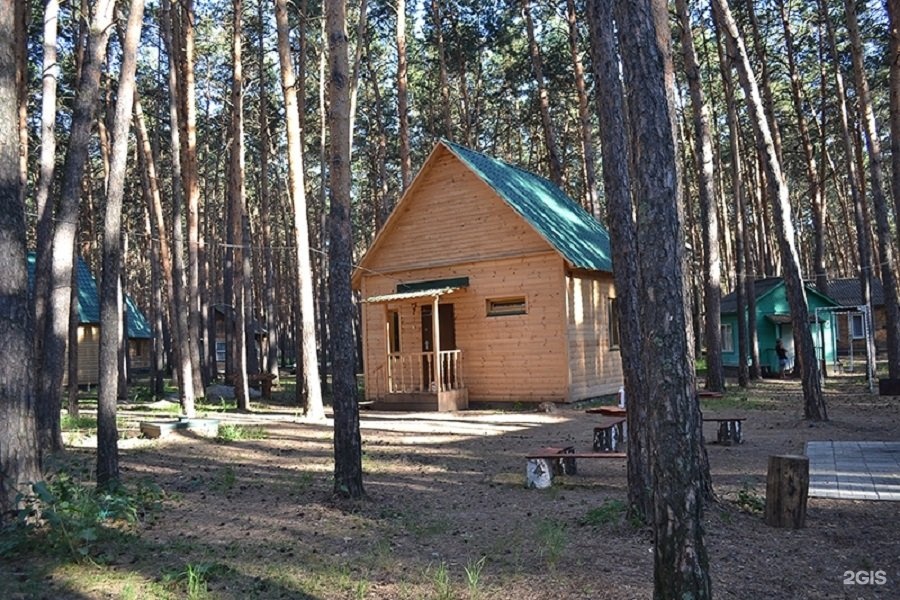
[{"x1": 421, "y1": 304, "x2": 456, "y2": 388}]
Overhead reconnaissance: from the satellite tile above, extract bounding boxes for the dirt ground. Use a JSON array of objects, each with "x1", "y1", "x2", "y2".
[{"x1": 3, "y1": 375, "x2": 900, "y2": 599}]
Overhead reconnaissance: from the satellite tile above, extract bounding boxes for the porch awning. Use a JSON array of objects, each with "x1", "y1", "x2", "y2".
[{"x1": 362, "y1": 287, "x2": 463, "y2": 304}]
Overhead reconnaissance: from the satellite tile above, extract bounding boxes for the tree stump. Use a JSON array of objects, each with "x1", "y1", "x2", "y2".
[{"x1": 764, "y1": 454, "x2": 809, "y2": 528}]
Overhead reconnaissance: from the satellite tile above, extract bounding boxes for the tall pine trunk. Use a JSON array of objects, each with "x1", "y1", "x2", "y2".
[
  {"x1": 675, "y1": 0, "x2": 724, "y2": 393},
  {"x1": 0, "y1": 0, "x2": 42, "y2": 520},
  {"x1": 714, "y1": 0, "x2": 827, "y2": 420},
  {"x1": 522, "y1": 0, "x2": 563, "y2": 186},
  {"x1": 182, "y1": 0, "x2": 206, "y2": 394},
  {"x1": 162, "y1": 0, "x2": 197, "y2": 417},
  {"x1": 230, "y1": 0, "x2": 250, "y2": 411},
  {"x1": 275, "y1": 0, "x2": 326, "y2": 420},
  {"x1": 843, "y1": 0, "x2": 900, "y2": 380},
  {"x1": 32, "y1": 0, "x2": 61, "y2": 377},
  {"x1": 38, "y1": 0, "x2": 116, "y2": 452},
  {"x1": 98, "y1": 0, "x2": 145, "y2": 490},
  {"x1": 396, "y1": 0, "x2": 410, "y2": 190},
  {"x1": 566, "y1": 0, "x2": 600, "y2": 218},
  {"x1": 614, "y1": 0, "x2": 712, "y2": 596},
  {"x1": 586, "y1": 0, "x2": 652, "y2": 522},
  {"x1": 326, "y1": 0, "x2": 365, "y2": 499}
]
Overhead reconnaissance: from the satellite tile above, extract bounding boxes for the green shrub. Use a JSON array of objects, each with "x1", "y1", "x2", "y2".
[{"x1": 3, "y1": 472, "x2": 164, "y2": 561}]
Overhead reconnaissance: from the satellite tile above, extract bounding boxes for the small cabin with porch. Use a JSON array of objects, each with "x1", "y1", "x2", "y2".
[
  {"x1": 26, "y1": 253, "x2": 153, "y2": 386},
  {"x1": 352, "y1": 140, "x2": 623, "y2": 411},
  {"x1": 720, "y1": 277, "x2": 840, "y2": 376}
]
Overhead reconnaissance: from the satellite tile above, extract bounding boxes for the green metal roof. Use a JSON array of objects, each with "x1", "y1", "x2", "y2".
[
  {"x1": 27, "y1": 253, "x2": 153, "y2": 339},
  {"x1": 441, "y1": 140, "x2": 613, "y2": 272}
]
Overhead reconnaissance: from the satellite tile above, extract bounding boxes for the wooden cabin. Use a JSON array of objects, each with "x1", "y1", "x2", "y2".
[
  {"x1": 352, "y1": 140, "x2": 622, "y2": 411},
  {"x1": 720, "y1": 278, "x2": 840, "y2": 376},
  {"x1": 823, "y1": 278, "x2": 887, "y2": 357},
  {"x1": 27, "y1": 253, "x2": 153, "y2": 386}
]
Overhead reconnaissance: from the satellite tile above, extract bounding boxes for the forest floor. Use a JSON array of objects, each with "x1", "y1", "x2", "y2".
[{"x1": 2, "y1": 373, "x2": 899, "y2": 599}]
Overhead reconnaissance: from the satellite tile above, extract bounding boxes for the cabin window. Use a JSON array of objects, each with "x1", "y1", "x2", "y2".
[
  {"x1": 721, "y1": 323, "x2": 734, "y2": 353},
  {"x1": 487, "y1": 297, "x2": 527, "y2": 317},
  {"x1": 608, "y1": 297, "x2": 620, "y2": 350},
  {"x1": 851, "y1": 314, "x2": 865, "y2": 339},
  {"x1": 216, "y1": 341, "x2": 226, "y2": 363},
  {"x1": 388, "y1": 310, "x2": 401, "y2": 353}
]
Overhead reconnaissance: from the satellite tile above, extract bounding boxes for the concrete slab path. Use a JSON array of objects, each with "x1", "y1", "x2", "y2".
[{"x1": 806, "y1": 441, "x2": 900, "y2": 501}]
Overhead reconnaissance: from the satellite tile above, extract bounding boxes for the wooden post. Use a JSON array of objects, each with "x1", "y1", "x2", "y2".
[
  {"x1": 432, "y1": 295, "x2": 441, "y2": 392},
  {"x1": 384, "y1": 304, "x2": 391, "y2": 393},
  {"x1": 764, "y1": 454, "x2": 809, "y2": 528}
]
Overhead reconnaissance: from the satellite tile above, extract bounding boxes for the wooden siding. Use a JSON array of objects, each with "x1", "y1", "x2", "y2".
[
  {"x1": 61, "y1": 325, "x2": 100, "y2": 386},
  {"x1": 361, "y1": 252, "x2": 570, "y2": 403},
  {"x1": 564, "y1": 272, "x2": 623, "y2": 401},
  {"x1": 361, "y1": 147, "x2": 553, "y2": 275}
]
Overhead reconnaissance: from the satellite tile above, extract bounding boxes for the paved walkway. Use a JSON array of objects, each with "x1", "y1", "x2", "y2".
[{"x1": 806, "y1": 441, "x2": 900, "y2": 501}]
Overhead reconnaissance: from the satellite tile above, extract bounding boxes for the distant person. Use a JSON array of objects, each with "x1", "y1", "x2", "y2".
[{"x1": 775, "y1": 339, "x2": 788, "y2": 378}]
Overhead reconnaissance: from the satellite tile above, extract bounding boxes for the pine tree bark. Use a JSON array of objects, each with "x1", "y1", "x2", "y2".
[
  {"x1": 675, "y1": 0, "x2": 724, "y2": 393},
  {"x1": 778, "y1": 0, "x2": 826, "y2": 296},
  {"x1": 396, "y1": 0, "x2": 411, "y2": 190},
  {"x1": 98, "y1": 0, "x2": 144, "y2": 490},
  {"x1": 714, "y1": 0, "x2": 827, "y2": 420},
  {"x1": 613, "y1": 1, "x2": 712, "y2": 596},
  {"x1": 0, "y1": 0, "x2": 42, "y2": 520},
  {"x1": 182, "y1": 0, "x2": 206, "y2": 394},
  {"x1": 843, "y1": 0, "x2": 900, "y2": 379},
  {"x1": 162, "y1": 0, "x2": 197, "y2": 416},
  {"x1": 522, "y1": 0, "x2": 563, "y2": 186},
  {"x1": 566, "y1": 0, "x2": 600, "y2": 218},
  {"x1": 889, "y1": 0, "x2": 900, "y2": 235},
  {"x1": 258, "y1": 0, "x2": 278, "y2": 381},
  {"x1": 38, "y1": 0, "x2": 116, "y2": 452},
  {"x1": 32, "y1": 0, "x2": 61, "y2": 375},
  {"x1": 586, "y1": 0, "x2": 652, "y2": 522},
  {"x1": 230, "y1": 0, "x2": 250, "y2": 411},
  {"x1": 275, "y1": 0, "x2": 326, "y2": 420},
  {"x1": 325, "y1": 0, "x2": 365, "y2": 499},
  {"x1": 713, "y1": 16, "x2": 750, "y2": 386},
  {"x1": 431, "y1": 0, "x2": 453, "y2": 141}
]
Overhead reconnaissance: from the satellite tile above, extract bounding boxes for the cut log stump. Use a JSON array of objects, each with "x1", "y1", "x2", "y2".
[{"x1": 764, "y1": 454, "x2": 809, "y2": 528}]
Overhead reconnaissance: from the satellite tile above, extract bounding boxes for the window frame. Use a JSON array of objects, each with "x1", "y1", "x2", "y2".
[
  {"x1": 850, "y1": 314, "x2": 865, "y2": 339},
  {"x1": 486, "y1": 296, "x2": 528, "y2": 317},
  {"x1": 720, "y1": 323, "x2": 734, "y2": 353}
]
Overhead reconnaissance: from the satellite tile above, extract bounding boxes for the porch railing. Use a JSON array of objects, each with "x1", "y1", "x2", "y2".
[{"x1": 386, "y1": 350, "x2": 463, "y2": 393}]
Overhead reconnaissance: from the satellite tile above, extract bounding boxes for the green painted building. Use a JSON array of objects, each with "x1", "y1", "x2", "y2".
[{"x1": 720, "y1": 278, "x2": 841, "y2": 375}]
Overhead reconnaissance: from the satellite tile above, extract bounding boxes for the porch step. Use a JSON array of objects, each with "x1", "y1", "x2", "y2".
[{"x1": 373, "y1": 389, "x2": 468, "y2": 412}]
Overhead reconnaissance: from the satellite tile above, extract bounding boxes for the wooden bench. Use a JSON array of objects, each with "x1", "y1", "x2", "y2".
[
  {"x1": 592, "y1": 416, "x2": 627, "y2": 452},
  {"x1": 703, "y1": 417, "x2": 746, "y2": 445},
  {"x1": 585, "y1": 405, "x2": 627, "y2": 417},
  {"x1": 224, "y1": 373, "x2": 277, "y2": 398},
  {"x1": 525, "y1": 447, "x2": 626, "y2": 488}
]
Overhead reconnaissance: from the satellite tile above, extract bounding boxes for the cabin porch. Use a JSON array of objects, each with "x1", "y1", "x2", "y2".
[{"x1": 363, "y1": 285, "x2": 469, "y2": 412}]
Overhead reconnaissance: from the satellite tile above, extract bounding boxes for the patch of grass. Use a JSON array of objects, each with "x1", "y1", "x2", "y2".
[
  {"x1": 427, "y1": 561, "x2": 453, "y2": 600},
  {"x1": 700, "y1": 392, "x2": 777, "y2": 411},
  {"x1": 581, "y1": 499, "x2": 628, "y2": 527},
  {"x1": 211, "y1": 466, "x2": 236, "y2": 492},
  {"x1": 215, "y1": 424, "x2": 268, "y2": 443},
  {"x1": 735, "y1": 485, "x2": 766, "y2": 515},
  {"x1": 61, "y1": 415, "x2": 97, "y2": 432},
  {"x1": 464, "y1": 556, "x2": 487, "y2": 599},
  {"x1": 537, "y1": 519, "x2": 567, "y2": 568},
  {"x1": 196, "y1": 398, "x2": 237, "y2": 412},
  {"x1": 162, "y1": 562, "x2": 226, "y2": 599}
]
